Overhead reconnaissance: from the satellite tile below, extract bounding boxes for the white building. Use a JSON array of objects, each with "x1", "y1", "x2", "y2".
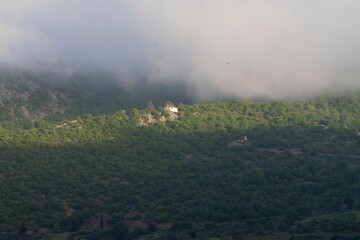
[
  {"x1": 165, "y1": 103, "x2": 178, "y2": 113},
  {"x1": 168, "y1": 106, "x2": 178, "y2": 113}
]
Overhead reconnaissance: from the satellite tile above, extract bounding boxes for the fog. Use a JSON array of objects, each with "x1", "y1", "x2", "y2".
[{"x1": 1, "y1": 1, "x2": 360, "y2": 100}]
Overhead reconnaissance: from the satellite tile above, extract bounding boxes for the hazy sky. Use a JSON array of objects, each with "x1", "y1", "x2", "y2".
[{"x1": 1, "y1": 1, "x2": 360, "y2": 99}]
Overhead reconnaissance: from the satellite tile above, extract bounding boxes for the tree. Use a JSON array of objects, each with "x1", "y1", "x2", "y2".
[
  {"x1": 100, "y1": 215, "x2": 104, "y2": 230},
  {"x1": 147, "y1": 101, "x2": 155, "y2": 111},
  {"x1": 19, "y1": 222, "x2": 27, "y2": 235},
  {"x1": 113, "y1": 222, "x2": 129, "y2": 240},
  {"x1": 147, "y1": 223, "x2": 157, "y2": 233}
]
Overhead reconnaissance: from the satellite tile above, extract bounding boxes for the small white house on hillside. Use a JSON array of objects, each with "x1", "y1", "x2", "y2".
[
  {"x1": 168, "y1": 106, "x2": 178, "y2": 113},
  {"x1": 165, "y1": 103, "x2": 178, "y2": 113}
]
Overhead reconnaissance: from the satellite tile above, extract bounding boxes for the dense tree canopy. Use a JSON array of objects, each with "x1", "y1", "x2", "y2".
[{"x1": 0, "y1": 92, "x2": 360, "y2": 239}]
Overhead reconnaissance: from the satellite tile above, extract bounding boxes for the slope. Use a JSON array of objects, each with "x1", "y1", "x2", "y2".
[{"x1": 0, "y1": 94, "x2": 360, "y2": 239}]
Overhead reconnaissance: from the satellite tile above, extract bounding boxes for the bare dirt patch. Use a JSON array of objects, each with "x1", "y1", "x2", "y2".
[
  {"x1": 38, "y1": 227, "x2": 53, "y2": 234},
  {"x1": 258, "y1": 148, "x2": 285, "y2": 154},
  {"x1": 124, "y1": 209, "x2": 148, "y2": 228},
  {"x1": 289, "y1": 148, "x2": 303, "y2": 156},
  {"x1": 63, "y1": 203, "x2": 75, "y2": 217},
  {"x1": 109, "y1": 177, "x2": 130, "y2": 186}
]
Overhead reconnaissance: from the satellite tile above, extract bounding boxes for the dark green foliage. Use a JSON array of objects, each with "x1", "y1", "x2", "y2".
[
  {"x1": 18, "y1": 222, "x2": 27, "y2": 235},
  {"x1": 100, "y1": 215, "x2": 104, "y2": 230},
  {"x1": 0, "y1": 92, "x2": 360, "y2": 239},
  {"x1": 113, "y1": 222, "x2": 129, "y2": 240},
  {"x1": 170, "y1": 221, "x2": 193, "y2": 232},
  {"x1": 147, "y1": 223, "x2": 156, "y2": 233}
]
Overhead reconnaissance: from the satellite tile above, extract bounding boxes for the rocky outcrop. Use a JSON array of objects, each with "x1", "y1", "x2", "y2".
[{"x1": 137, "y1": 109, "x2": 179, "y2": 126}]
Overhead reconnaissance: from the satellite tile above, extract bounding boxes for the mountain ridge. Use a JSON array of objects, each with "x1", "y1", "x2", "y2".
[{"x1": 0, "y1": 66, "x2": 192, "y2": 126}]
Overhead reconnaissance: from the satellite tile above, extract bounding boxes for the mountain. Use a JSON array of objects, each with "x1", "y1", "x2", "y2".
[
  {"x1": 0, "y1": 65, "x2": 192, "y2": 127},
  {"x1": 0, "y1": 93, "x2": 360, "y2": 239}
]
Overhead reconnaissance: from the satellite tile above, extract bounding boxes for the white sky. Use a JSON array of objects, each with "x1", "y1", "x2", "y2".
[{"x1": 1, "y1": 0, "x2": 360, "y2": 99}]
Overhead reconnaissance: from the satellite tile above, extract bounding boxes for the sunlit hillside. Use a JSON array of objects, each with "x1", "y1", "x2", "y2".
[{"x1": 1, "y1": 93, "x2": 359, "y2": 239}]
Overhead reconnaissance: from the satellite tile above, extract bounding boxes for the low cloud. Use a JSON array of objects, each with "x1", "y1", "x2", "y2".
[{"x1": 1, "y1": 0, "x2": 360, "y2": 100}]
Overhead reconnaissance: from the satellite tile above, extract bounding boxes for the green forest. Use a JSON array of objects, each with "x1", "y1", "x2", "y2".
[{"x1": 0, "y1": 91, "x2": 360, "y2": 239}]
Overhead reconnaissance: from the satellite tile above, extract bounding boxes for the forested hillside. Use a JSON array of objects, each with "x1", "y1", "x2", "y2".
[{"x1": 0, "y1": 92, "x2": 360, "y2": 239}]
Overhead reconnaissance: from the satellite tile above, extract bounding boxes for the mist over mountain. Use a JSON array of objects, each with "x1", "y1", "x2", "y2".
[{"x1": 1, "y1": 1, "x2": 360, "y2": 100}]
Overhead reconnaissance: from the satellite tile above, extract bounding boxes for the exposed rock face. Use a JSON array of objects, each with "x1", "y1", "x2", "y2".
[
  {"x1": 0, "y1": 82, "x2": 70, "y2": 120},
  {"x1": 137, "y1": 110, "x2": 179, "y2": 126},
  {"x1": 168, "y1": 111, "x2": 178, "y2": 121},
  {"x1": 137, "y1": 114, "x2": 157, "y2": 126}
]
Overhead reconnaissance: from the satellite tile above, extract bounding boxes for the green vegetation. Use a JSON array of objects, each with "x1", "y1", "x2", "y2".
[{"x1": 0, "y1": 91, "x2": 360, "y2": 239}]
